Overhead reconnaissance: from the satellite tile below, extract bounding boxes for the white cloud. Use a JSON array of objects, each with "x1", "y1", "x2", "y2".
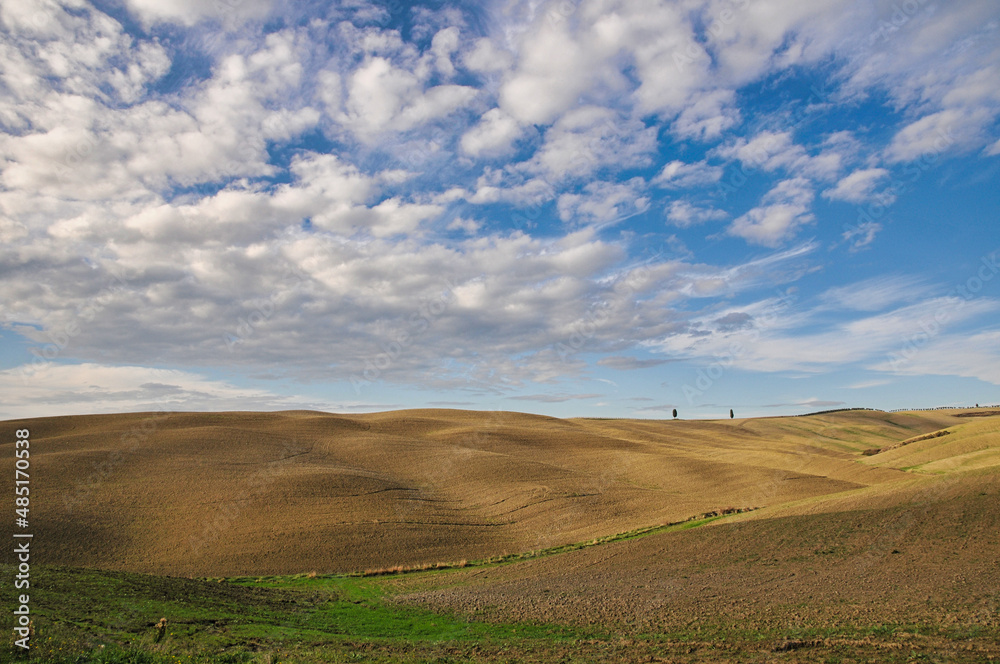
[
  {"x1": 123, "y1": 0, "x2": 273, "y2": 27},
  {"x1": 884, "y1": 109, "x2": 969, "y2": 163},
  {"x1": 666, "y1": 200, "x2": 727, "y2": 228},
  {"x1": 521, "y1": 106, "x2": 657, "y2": 182},
  {"x1": 713, "y1": 130, "x2": 841, "y2": 180},
  {"x1": 342, "y1": 56, "x2": 417, "y2": 134},
  {"x1": 869, "y1": 329, "x2": 1000, "y2": 386},
  {"x1": 507, "y1": 393, "x2": 602, "y2": 403},
  {"x1": 671, "y1": 89, "x2": 741, "y2": 141},
  {"x1": 654, "y1": 289, "x2": 1000, "y2": 377},
  {"x1": 652, "y1": 160, "x2": 723, "y2": 189},
  {"x1": 822, "y1": 168, "x2": 890, "y2": 203},
  {"x1": 497, "y1": 1, "x2": 708, "y2": 123},
  {"x1": 499, "y1": 18, "x2": 594, "y2": 125},
  {"x1": 0, "y1": 0, "x2": 171, "y2": 104},
  {"x1": 843, "y1": 221, "x2": 881, "y2": 251},
  {"x1": 821, "y1": 275, "x2": 927, "y2": 312},
  {"x1": 844, "y1": 2, "x2": 1000, "y2": 162},
  {"x1": 446, "y1": 217, "x2": 481, "y2": 234},
  {"x1": 276, "y1": 153, "x2": 443, "y2": 237},
  {"x1": 0, "y1": 362, "x2": 337, "y2": 419},
  {"x1": 340, "y1": 55, "x2": 477, "y2": 141},
  {"x1": 0, "y1": 25, "x2": 324, "y2": 204},
  {"x1": 728, "y1": 178, "x2": 815, "y2": 246},
  {"x1": 671, "y1": 241, "x2": 817, "y2": 298},
  {"x1": 431, "y1": 26, "x2": 461, "y2": 77},
  {"x1": 706, "y1": 0, "x2": 870, "y2": 81},
  {"x1": 460, "y1": 108, "x2": 523, "y2": 157},
  {"x1": 3, "y1": 0, "x2": 1000, "y2": 418},
  {"x1": 6, "y1": 222, "x2": 718, "y2": 396},
  {"x1": 558, "y1": 179, "x2": 650, "y2": 226},
  {"x1": 462, "y1": 37, "x2": 512, "y2": 73},
  {"x1": 846, "y1": 379, "x2": 891, "y2": 390},
  {"x1": 0, "y1": 217, "x2": 28, "y2": 242}
]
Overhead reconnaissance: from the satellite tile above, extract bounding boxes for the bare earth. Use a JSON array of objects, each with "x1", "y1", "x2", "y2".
[{"x1": 3, "y1": 406, "x2": 999, "y2": 660}]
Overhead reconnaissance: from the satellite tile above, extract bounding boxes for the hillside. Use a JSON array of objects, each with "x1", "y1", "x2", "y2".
[{"x1": 3, "y1": 407, "x2": 995, "y2": 577}]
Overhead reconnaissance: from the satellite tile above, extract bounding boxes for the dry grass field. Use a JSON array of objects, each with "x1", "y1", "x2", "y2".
[
  {"x1": 2, "y1": 407, "x2": 984, "y2": 576},
  {"x1": 3, "y1": 406, "x2": 999, "y2": 662}
]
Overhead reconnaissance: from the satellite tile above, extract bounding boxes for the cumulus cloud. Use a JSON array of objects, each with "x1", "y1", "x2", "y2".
[
  {"x1": 446, "y1": 217, "x2": 481, "y2": 234},
  {"x1": 341, "y1": 56, "x2": 477, "y2": 140},
  {"x1": 460, "y1": 108, "x2": 523, "y2": 157},
  {"x1": 822, "y1": 168, "x2": 890, "y2": 203},
  {"x1": 123, "y1": 0, "x2": 274, "y2": 27},
  {"x1": 728, "y1": 178, "x2": 815, "y2": 246},
  {"x1": 713, "y1": 130, "x2": 842, "y2": 180},
  {"x1": 558, "y1": 179, "x2": 650, "y2": 226},
  {"x1": 520, "y1": 106, "x2": 657, "y2": 183},
  {"x1": 884, "y1": 109, "x2": 970, "y2": 163},
  {"x1": 2, "y1": 0, "x2": 999, "y2": 418},
  {"x1": 666, "y1": 200, "x2": 727, "y2": 228},
  {"x1": 652, "y1": 160, "x2": 724, "y2": 189},
  {"x1": 671, "y1": 89, "x2": 741, "y2": 141},
  {"x1": 462, "y1": 37, "x2": 513, "y2": 73}
]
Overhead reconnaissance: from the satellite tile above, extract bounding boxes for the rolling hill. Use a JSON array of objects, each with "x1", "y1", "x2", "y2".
[{"x1": 3, "y1": 407, "x2": 996, "y2": 578}]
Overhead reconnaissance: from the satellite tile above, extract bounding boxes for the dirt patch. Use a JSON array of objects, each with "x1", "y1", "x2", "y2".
[{"x1": 391, "y1": 474, "x2": 1000, "y2": 636}]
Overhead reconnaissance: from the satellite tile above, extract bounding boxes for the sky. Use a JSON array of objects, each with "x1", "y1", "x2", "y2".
[{"x1": 1, "y1": 0, "x2": 999, "y2": 421}]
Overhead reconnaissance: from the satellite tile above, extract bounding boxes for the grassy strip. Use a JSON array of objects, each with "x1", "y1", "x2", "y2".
[
  {"x1": 16, "y1": 565, "x2": 601, "y2": 663},
  {"x1": 261, "y1": 507, "x2": 759, "y2": 580},
  {"x1": 13, "y1": 563, "x2": 998, "y2": 664}
]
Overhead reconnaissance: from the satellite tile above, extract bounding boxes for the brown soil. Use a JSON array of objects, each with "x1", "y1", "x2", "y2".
[
  {"x1": 1, "y1": 407, "x2": 996, "y2": 583},
  {"x1": 390, "y1": 472, "x2": 1000, "y2": 634}
]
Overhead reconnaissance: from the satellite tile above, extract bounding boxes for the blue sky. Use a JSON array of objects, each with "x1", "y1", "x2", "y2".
[{"x1": 1, "y1": 0, "x2": 999, "y2": 420}]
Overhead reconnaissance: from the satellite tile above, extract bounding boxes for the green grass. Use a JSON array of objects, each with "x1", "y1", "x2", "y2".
[
  {"x1": 15, "y1": 565, "x2": 600, "y2": 664},
  {"x1": 301, "y1": 511, "x2": 741, "y2": 579},
  {"x1": 11, "y1": 505, "x2": 997, "y2": 663},
  {"x1": 12, "y1": 563, "x2": 999, "y2": 664}
]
